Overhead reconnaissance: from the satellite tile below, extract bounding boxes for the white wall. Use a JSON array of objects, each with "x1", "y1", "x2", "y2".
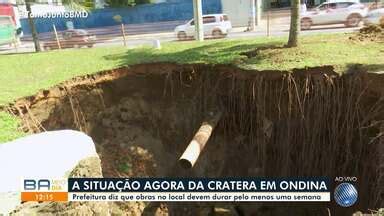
[{"x1": 221, "y1": 0, "x2": 251, "y2": 27}]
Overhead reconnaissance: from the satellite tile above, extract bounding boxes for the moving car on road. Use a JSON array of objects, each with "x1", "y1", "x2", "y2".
[
  {"x1": 364, "y1": 8, "x2": 384, "y2": 26},
  {"x1": 301, "y1": 1, "x2": 368, "y2": 30},
  {"x1": 174, "y1": 14, "x2": 232, "y2": 40},
  {"x1": 43, "y1": 29, "x2": 96, "y2": 50},
  {"x1": 0, "y1": 16, "x2": 16, "y2": 46}
]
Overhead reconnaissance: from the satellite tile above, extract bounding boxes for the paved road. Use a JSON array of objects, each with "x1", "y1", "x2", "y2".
[
  {"x1": 0, "y1": 21, "x2": 360, "y2": 54},
  {"x1": 91, "y1": 24, "x2": 360, "y2": 48}
]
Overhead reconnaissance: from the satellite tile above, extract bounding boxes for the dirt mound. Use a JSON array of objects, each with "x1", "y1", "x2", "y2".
[
  {"x1": 351, "y1": 24, "x2": 384, "y2": 42},
  {"x1": 11, "y1": 156, "x2": 163, "y2": 215},
  {"x1": 11, "y1": 157, "x2": 111, "y2": 215}
]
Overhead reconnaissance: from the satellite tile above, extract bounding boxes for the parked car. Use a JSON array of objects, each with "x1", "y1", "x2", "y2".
[
  {"x1": 174, "y1": 14, "x2": 232, "y2": 40},
  {"x1": 364, "y1": 8, "x2": 384, "y2": 26},
  {"x1": 301, "y1": 1, "x2": 368, "y2": 30},
  {"x1": 43, "y1": 29, "x2": 96, "y2": 50},
  {"x1": 0, "y1": 15, "x2": 16, "y2": 46}
]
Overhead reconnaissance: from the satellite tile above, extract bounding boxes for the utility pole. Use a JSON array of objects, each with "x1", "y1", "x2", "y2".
[
  {"x1": 250, "y1": 0, "x2": 256, "y2": 31},
  {"x1": 193, "y1": 0, "x2": 204, "y2": 41},
  {"x1": 256, "y1": 0, "x2": 261, "y2": 26}
]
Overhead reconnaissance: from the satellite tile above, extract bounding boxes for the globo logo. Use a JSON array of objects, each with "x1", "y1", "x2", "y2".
[{"x1": 334, "y1": 183, "x2": 358, "y2": 207}]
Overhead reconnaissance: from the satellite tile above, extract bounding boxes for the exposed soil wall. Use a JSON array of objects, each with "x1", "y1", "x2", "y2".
[{"x1": 3, "y1": 63, "x2": 384, "y2": 215}]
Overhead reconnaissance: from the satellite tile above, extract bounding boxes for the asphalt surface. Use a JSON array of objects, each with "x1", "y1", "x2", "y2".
[{"x1": 0, "y1": 21, "x2": 361, "y2": 54}]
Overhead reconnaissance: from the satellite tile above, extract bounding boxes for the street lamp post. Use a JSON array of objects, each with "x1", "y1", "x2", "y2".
[{"x1": 193, "y1": 0, "x2": 204, "y2": 41}]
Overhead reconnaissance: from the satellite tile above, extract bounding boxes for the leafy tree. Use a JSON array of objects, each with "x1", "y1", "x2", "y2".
[
  {"x1": 80, "y1": 0, "x2": 95, "y2": 9},
  {"x1": 135, "y1": 0, "x2": 152, "y2": 4}
]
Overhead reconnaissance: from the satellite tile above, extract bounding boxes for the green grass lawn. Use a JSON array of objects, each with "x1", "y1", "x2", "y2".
[{"x1": 0, "y1": 33, "x2": 383, "y2": 143}]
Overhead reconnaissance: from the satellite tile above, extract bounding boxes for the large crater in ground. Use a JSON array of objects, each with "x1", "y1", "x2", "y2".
[{"x1": 5, "y1": 63, "x2": 384, "y2": 215}]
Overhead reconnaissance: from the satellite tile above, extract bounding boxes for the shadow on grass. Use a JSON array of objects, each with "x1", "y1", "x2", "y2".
[
  {"x1": 346, "y1": 63, "x2": 384, "y2": 73},
  {"x1": 103, "y1": 40, "x2": 284, "y2": 67},
  {"x1": 239, "y1": 44, "x2": 284, "y2": 58}
]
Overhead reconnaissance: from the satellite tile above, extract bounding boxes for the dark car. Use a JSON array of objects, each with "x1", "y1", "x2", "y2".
[{"x1": 43, "y1": 29, "x2": 96, "y2": 50}]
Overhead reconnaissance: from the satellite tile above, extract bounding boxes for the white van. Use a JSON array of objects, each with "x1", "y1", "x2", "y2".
[{"x1": 174, "y1": 14, "x2": 232, "y2": 40}]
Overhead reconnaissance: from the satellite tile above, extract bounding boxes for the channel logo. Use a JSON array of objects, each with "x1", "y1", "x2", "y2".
[
  {"x1": 21, "y1": 178, "x2": 68, "y2": 202},
  {"x1": 334, "y1": 183, "x2": 358, "y2": 207}
]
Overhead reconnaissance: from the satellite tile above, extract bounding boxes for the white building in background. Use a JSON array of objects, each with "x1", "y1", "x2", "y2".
[{"x1": 221, "y1": 0, "x2": 252, "y2": 27}]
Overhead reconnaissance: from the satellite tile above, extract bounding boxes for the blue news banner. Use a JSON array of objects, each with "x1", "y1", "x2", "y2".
[{"x1": 67, "y1": 177, "x2": 331, "y2": 202}]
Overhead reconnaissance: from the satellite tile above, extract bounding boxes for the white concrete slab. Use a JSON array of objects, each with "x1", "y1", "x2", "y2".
[{"x1": 0, "y1": 130, "x2": 98, "y2": 214}]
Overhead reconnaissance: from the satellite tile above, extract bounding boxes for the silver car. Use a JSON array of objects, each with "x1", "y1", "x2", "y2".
[{"x1": 301, "y1": 1, "x2": 368, "y2": 30}]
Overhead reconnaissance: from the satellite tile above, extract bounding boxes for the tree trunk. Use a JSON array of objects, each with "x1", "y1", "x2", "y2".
[
  {"x1": 287, "y1": 0, "x2": 300, "y2": 47},
  {"x1": 26, "y1": 1, "x2": 41, "y2": 52}
]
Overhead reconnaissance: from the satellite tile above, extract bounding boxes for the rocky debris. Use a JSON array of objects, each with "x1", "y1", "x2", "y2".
[
  {"x1": 69, "y1": 156, "x2": 103, "y2": 177},
  {"x1": 11, "y1": 156, "x2": 110, "y2": 216},
  {"x1": 86, "y1": 94, "x2": 231, "y2": 215},
  {"x1": 109, "y1": 201, "x2": 147, "y2": 216},
  {"x1": 360, "y1": 24, "x2": 383, "y2": 34},
  {"x1": 92, "y1": 95, "x2": 186, "y2": 178},
  {"x1": 353, "y1": 209, "x2": 384, "y2": 216},
  {"x1": 213, "y1": 207, "x2": 237, "y2": 216}
]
